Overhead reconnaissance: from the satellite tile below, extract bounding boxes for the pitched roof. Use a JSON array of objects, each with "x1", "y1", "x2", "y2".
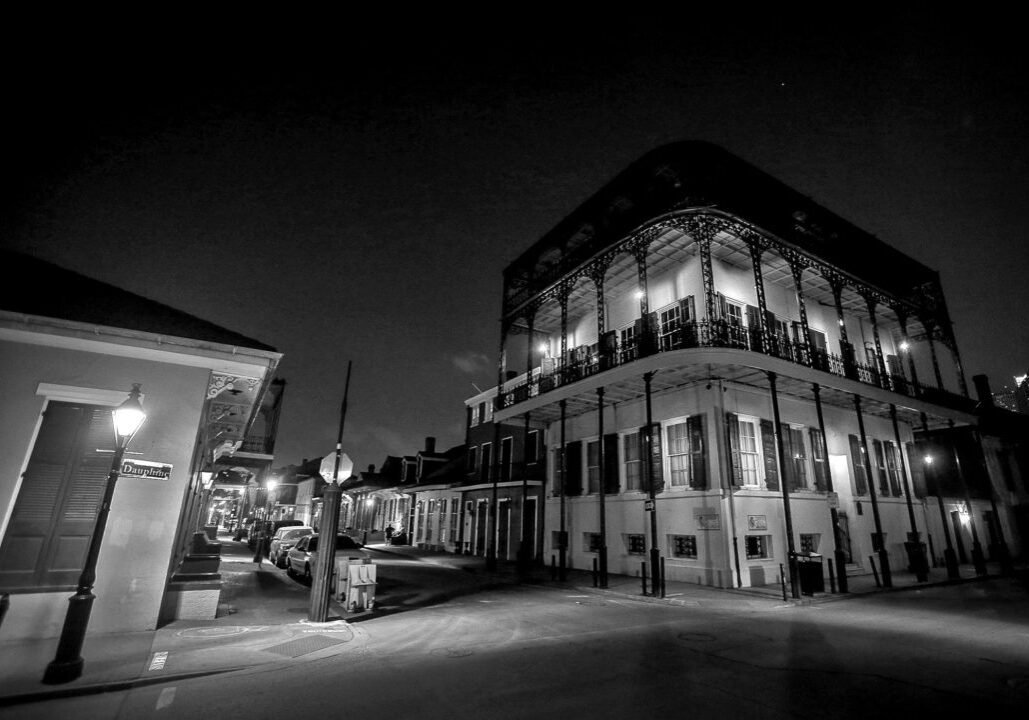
[{"x1": 1, "y1": 250, "x2": 277, "y2": 352}]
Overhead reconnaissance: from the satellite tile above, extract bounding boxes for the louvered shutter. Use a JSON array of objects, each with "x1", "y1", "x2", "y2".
[
  {"x1": 648, "y1": 424, "x2": 664, "y2": 494},
  {"x1": 885, "y1": 442, "x2": 902, "y2": 496},
  {"x1": 760, "y1": 419, "x2": 779, "y2": 491},
  {"x1": 849, "y1": 434, "x2": 869, "y2": 495},
  {"x1": 564, "y1": 441, "x2": 583, "y2": 496},
  {"x1": 0, "y1": 403, "x2": 114, "y2": 590},
  {"x1": 686, "y1": 415, "x2": 707, "y2": 489},
  {"x1": 872, "y1": 439, "x2": 888, "y2": 496},
  {"x1": 788, "y1": 427, "x2": 807, "y2": 491},
  {"x1": 603, "y1": 433, "x2": 619, "y2": 494},
  {"x1": 726, "y1": 413, "x2": 742, "y2": 488}
]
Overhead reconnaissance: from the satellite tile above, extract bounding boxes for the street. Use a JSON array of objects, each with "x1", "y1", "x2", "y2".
[{"x1": 5, "y1": 562, "x2": 1028, "y2": 720}]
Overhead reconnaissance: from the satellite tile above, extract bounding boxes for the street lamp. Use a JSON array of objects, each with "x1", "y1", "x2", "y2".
[{"x1": 43, "y1": 384, "x2": 146, "y2": 684}]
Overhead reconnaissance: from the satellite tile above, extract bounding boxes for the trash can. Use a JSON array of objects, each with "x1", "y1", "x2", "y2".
[{"x1": 795, "y1": 552, "x2": 825, "y2": 595}]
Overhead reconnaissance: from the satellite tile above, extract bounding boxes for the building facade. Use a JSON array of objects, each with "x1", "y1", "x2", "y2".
[{"x1": 484, "y1": 142, "x2": 1020, "y2": 591}]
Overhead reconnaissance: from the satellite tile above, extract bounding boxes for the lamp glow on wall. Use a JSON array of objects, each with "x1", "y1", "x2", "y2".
[{"x1": 44, "y1": 384, "x2": 146, "y2": 684}]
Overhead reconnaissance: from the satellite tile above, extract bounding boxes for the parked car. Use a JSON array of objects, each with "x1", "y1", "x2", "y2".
[
  {"x1": 269, "y1": 525, "x2": 314, "y2": 567},
  {"x1": 286, "y1": 534, "x2": 368, "y2": 582},
  {"x1": 248, "y1": 519, "x2": 305, "y2": 551}
]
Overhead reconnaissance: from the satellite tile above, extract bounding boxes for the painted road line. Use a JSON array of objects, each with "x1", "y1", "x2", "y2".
[
  {"x1": 148, "y1": 651, "x2": 169, "y2": 671},
  {"x1": 156, "y1": 686, "x2": 176, "y2": 710}
]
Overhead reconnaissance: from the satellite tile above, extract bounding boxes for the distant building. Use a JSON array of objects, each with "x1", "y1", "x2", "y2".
[{"x1": 0, "y1": 251, "x2": 282, "y2": 640}]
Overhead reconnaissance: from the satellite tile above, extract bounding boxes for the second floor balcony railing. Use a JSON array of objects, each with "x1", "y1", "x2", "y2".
[{"x1": 500, "y1": 319, "x2": 970, "y2": 413}]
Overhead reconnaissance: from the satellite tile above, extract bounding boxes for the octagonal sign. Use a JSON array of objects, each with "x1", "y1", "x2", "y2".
[{"x1": 319, "y1": 451, "x2": 353, "y2": 484}]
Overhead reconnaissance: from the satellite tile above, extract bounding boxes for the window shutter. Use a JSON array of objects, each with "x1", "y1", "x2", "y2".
[
  {"x1": 686, "y1": 415, "x2": 706, "y2": 489},
  {"x1": 716, "y1": 292, "x2": 727, "y2": 320},
  {"x1": 760, "y1": 419, "x2": 779, "y2": 491},
  {"x1": 745, "y1": 304, "x2": 761, "y2": 328},
  {"x1": 849, "y1": 434, "x2": 868, "y2": 495},
  {"x1": 603, "y1": 433, "x2": 619, "y2": 494},
  {"x1": 884, "y1": 442, "x2": 901, "y2": 496},
  {"x1": 648, "y1": 424, "x2": 664, "y2": 494},
  {"x1": 0, "y1": 403, "x2": 114, "y2": 591},
  {"x1": 565, "y1": 441, "x2": 583, "y2": 496},
  {"x1": 809, "y1": 428, "x2": 829, "y2": 491},
  {"x1": 726, "y1": 413, "x2": 742, "y2": 488},
  {"x1": 788, "y1": 427, "x2": 807, "y2": 491}
]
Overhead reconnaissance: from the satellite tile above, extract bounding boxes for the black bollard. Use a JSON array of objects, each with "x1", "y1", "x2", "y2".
[
  {"x1": 869, "y1": 555, "x2": 881, "y2": 588},
  {"x1": 550, "y1": 555, "x2": 557, "y2": 581},
  {"x1": 641, "y1": 562, "x2": 648, "y2": 596},
  {"x1": 779, "y1": 564, "x2": 788, "y2": 602},
  {"x1": 592, "y1": 557, "x2": 598, "y2": 588}
]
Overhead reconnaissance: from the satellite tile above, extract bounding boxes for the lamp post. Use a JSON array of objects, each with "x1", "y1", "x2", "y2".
[{"x1": 44, "y1": 384, "x2": 146, "y2": 684}]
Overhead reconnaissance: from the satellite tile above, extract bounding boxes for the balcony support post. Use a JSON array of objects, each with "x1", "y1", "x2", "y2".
[
  {"x1": 863, "y1": 293, "x2": 889, "y2": 388},
  {"x1": 698, "y1": 224, "x2": 716, "y2": 326},
  {"x1": 788, "y1": 259, "x2": 813, "y2": 366},
  {"x1": 518, "y1": 410, "x2": 532, "y2": 577},
  {"x1": 813, "y1": 383, "x2": 848, "y2": 593},
  {"x1": 596, "y1": 387, "x2": 608, "y2": 588},
  {"x1": 643, "y1": 371, "x2": 660, "y2": 595},
  {"x1": 558, "y1": 399, "x2": 568, "y2": 581},
  {"x1": 923, "y1": 318, "x2": 946, "y2": 390},
  {"x1": 854, "y1": 394, "x2": 892, "y2": 587},
  {"x1": 747, "y1": 237, "x2": 770, "y2": 354},
  {"x1": 895, "y1": 309, "x2": 921, "y2": 395},
  {"x1": 768, "y1": 371, "x2": 799, "y2": 599},
  {"x1": 559, "y1": 282, "x2": 570, "y2": 384},
  {"x1": 892, "y1": 404, "x2": 929, "y2": 581},
  {"x1": 948, "y1": 419, "x2": 988, "y2": 576},
  {"x1": 633, "y1": 242, "x2": 653, "y2": 356}
]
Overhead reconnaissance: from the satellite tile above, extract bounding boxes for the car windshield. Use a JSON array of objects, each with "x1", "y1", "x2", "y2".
[{"x1": 281, "y1": 528, "x2": 312, "y2": 540}]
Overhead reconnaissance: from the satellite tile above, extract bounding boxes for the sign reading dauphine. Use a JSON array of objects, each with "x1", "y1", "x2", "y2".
[{"x1": 121, "y1": 459, "x2": 173, "y2": 480}]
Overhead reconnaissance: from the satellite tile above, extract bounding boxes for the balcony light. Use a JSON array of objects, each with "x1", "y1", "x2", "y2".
[
  {"x1": 900, "y1": 341, "x2": 910, "y2": 352},
  {"x1": 635, "y1": 289, "x2": 645, "y2": 300},
  {"x1": 838, "y1": 318, "x2": 845, "y2": 327},
  {"x1": 923, "y1": 455, "x2": 933, "y2": 465}
]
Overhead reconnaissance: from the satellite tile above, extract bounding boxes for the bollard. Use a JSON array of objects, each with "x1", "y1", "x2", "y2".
[
  {"x1": 550, "y1": 555, "x2": 557, "y2": 581},
  {"x1": 827, "y1": 558, "x2": 837, "y2": 594},
  {"x1": 779, "y1": 563, "x2": 788, "y2": 602},
  {"x1": 641, "y1": 562, "x2": 648, "y2": 596},
  {"x1": 660, "y1": 557, "x2": 666, "y2": 598},
  {"x1": 592, "y1": 557, "x2": 598, "y2": 588},
  {"x1": 869, "y1": 555, "x2": 881, "y2": 588}
]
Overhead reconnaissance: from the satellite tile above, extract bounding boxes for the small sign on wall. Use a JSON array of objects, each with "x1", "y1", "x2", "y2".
[
  {"x1": 747, "y1": 514, "x2": 767, "y2": 531},
  {"x1": 121, "y1": 459, "x2": 173, "y2": 480},
  {"x1": 697, "y1": 514, "x2": 720, "y2": 531}
]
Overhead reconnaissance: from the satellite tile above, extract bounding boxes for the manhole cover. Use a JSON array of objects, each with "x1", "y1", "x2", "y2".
[
  {"x1": 177, "y1": 626, "x2": 251, "y2": 638},
  {"x1": 431, "y1": 647, "x2": 474, "y2": 658},
  {"x1": 264, "y1": 634, "x2": 345, "y2": 658},
  {"x1": 677, "y1": 632, "x2": 716, "y2": 642}
]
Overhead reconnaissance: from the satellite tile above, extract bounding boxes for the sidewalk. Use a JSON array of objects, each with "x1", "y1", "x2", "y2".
[{"x1": 0, "y1": 534, "x2": 1014, "y2": 706}]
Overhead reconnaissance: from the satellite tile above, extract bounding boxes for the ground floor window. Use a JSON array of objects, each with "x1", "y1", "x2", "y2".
[
  {"x1": 672, "y1": 535, "x2": 697, "y2": 558},
  {"x1": 799, "y1": 533, "x2": 821, "y2": 553},
  {"x1": 745, "y1": 535, "x2": 771, "y2": 559},
  {"x1": 623, "y1": 432, "x2": 642, "y2": 491},
  {"x1": 624, "y1": 534, "x2": 645, "y2": 554}
]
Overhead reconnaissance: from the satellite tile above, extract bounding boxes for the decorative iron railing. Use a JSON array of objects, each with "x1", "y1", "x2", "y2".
[{"x1": 498, "y1": 319, "x2": 969, "y2": 413}]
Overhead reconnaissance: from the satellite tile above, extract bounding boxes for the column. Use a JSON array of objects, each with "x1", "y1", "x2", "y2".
[
  {"x1": 597, "y1": 387, "x2": 608, "y2": 588},
  {"x1": 891, "y1": 404, "x2": 928, "y2": 581},
  {"x1": 813, "y1": 383, "x2": 848, "y2": 593},
  {"x1": 854, "y1": 395, "x2": 891, "y2": 587},
  {"x1": 748, "y1": 238, "x2": 769, "y2": 354},
  {"x1": 863, "y1": 293, "x2": 888, "y2": 388},
  {"x1": 558, "y1": 399, "x2": 568, "y2": 581},
  {"x1": 644, "y1": 371, "x2": 660, "y2": 596},
  {"x1": 768, "y1": 371, "x2": 799, "y2": 598},
  {"x1": 634, "y1": 242, "x2": 653, "y2": 357},
  {"x1": 790, "y1": 259, "x2": 813, "y2": 366}
]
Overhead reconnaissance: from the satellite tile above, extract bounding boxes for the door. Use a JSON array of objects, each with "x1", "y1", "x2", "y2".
[
  {"x1": 474, "y1": 500, "x2": 488, "y2": 556},
  {"x1": 497, "y1": 499, "x2": 511, "y2": 560},
  {"x1": 837, "y1": 513, "x2": 853, "y2": 563},
  {"x1": 523, "y1": 497, "x2": 537, "y2": 561}
]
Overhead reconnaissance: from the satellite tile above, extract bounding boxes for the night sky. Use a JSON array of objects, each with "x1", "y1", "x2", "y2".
[{"x1": 4, "y1": 15, "x2": 1028, "y2": 471}]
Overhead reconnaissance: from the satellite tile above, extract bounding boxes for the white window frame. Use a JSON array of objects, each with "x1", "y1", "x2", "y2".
[
  {"x1": 621, "y1": 430, "x2": 643, "y2": 492},
  {"x1": 737, "y1": 414, "x2": 763, "y2": 487},
  {"x1": 664, "y1": 417, "x2": 691, "y2": 487}
]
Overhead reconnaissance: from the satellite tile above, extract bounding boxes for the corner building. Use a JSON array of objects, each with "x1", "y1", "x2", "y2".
[{"x1": 490, "y1": 141, "x2": 999, "y2": 591}]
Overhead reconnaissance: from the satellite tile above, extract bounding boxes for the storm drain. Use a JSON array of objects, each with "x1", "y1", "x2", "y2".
[{"x1": 264, "y1": 634, "x2": 346, "y2": 658}]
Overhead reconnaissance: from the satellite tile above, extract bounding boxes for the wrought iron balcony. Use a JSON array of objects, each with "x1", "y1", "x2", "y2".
[
  {"x1": 499, "y1": 319, "x2": 969, "y2": 413},
  {"x1": 237, "y1": 434, "x2": 274, "y2": 455}
]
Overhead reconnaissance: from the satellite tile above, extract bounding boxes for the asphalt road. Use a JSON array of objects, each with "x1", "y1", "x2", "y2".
[{"x1": 8, "y1": 568, "x2": 1029, "y2": 719}]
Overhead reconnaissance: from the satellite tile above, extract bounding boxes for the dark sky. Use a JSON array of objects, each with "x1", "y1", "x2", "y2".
[{"x1": 4, "y1": 15, "x2": 1028, "y2": 471}]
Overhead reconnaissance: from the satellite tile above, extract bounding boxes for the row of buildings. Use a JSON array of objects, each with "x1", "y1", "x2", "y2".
[
  {"x1": 2, "y1": 142, "x2": 1027, "y2": 654},
  {"x1": 261, "y1": 143, "x2": 1029, "y2": 597}
]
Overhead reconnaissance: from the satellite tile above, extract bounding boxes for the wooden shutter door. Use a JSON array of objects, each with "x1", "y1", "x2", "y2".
[
  {"x1": 565, "y1": 441, "x2": 583, "y2": 496},
  {"x1": 0, "y1": 402, "x2": 113, "y2": 591},
  {"x1": 603, "y1": 433, "x2": 619, "y2": 494},
  {"x1": 760, "y1": 419, "x2": 779, "y2": 491},
  {"x1": 725, "y1": 413, "x2": 742, "y2": 488},
  {"x1": 687, "y1": 415, "x2": 707, "y2": 489}
]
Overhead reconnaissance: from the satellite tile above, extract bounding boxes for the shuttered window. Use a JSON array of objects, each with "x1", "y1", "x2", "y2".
[
  {"x1": 0, "y1": 402, "x2": 114, "y2": 592},
  {"x1": 623, "y1": 432, "x2": 642, "y2": 491},
  {"x1": 849, "y1": 435, "x2": 869, "y2": 495}
]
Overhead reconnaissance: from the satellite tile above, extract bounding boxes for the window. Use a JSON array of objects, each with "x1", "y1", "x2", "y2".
[
  {"x1": 469, "y1": 404, "x2": 480, "y2": 428},
  {"x1": 623, "y1": 432, "x2": 643, "y2": 491},
  {"x1": 666, "y1": 422, "x2": 690, "y2": 486},
  {"x1": 552, "y1": 447, "x2": 564, "y2": 494},
  {"x1": 872, "y1": 439, "x2": 890, "y2": 496},
  {"x1": 809, "y1": 428, "x2": 829, "y2": 491},
  {"x1": 526, "y1": 429, "x2": 541, "y2": 465},
  {"x1": 799, "y1": 533, "x2": 820, "y2": 553},
  {"x1": 745, "y1": 535, "x2": 771, "y2": 559},
  {"x1": 480, "y1": 442, "x2": 492, "y2": 483},
  {"x1": 658, "y1": 304, "x2": 681, "y2": 349},
  {"x1": 625, "y1": 534, "x2": 646, "y2": 554},
  {"x1": 783, "y1": 426, "x2": 808, "y2": 490},
  {"x1": 672, "y1": 535, "x2": 697, "y2": 558},
  {"x1": 587, "y1": 440, "x2": 600, "y2": 494},
  {"x1": 0, "y1": 401, "x2": 116, "y2": 592},
  {"x1": 619, "y1": 323, "x2": 636, "y2": 351},
  {"x1": 501, "y1": 436, "x2": 513, "y2": 482},
  {"x1": 467, "y1": 446, "x2": 478, "y2": 474},
  {"x1": 449, "y1": 496, "x2": 459, "y2": 543},
  {"x1": 725, "y1": 301, "x2": 743, "y2": 326},
  {"x1": 883, "y1": 442, "x2": 902, "y2": 497},
  {"x1": 584, "y1": 532, "x2": 602, "y2": 552},
  {"x1": 848, "y1": 435, "x2": 869, "y2": 495},
  {"x1": 739, "y1": 418, "x2": 761, "y2": 486}
]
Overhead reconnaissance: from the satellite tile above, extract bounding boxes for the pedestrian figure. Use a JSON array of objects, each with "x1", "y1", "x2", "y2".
[{"x1": 385, "y1": 524, "x2": 395, "y2": 542}]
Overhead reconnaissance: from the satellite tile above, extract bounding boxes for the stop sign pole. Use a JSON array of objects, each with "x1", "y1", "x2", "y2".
[{"x1": 309, "y1": 361, "x2": 352, "y2": 622}]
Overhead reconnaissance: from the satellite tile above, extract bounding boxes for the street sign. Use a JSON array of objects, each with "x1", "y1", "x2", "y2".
[
  {"x1": 319, "y1": 452, "x2": 353, "y2": 483},
  {"x1": 121, "y1": 459, "x2": 172, "y2": 480},
  {"x1": 644, "y1": 499, "x2": 655, "y2": 512},
  {"x1": 827, "y1": 491, "x2": 839, "y2": 509}
]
